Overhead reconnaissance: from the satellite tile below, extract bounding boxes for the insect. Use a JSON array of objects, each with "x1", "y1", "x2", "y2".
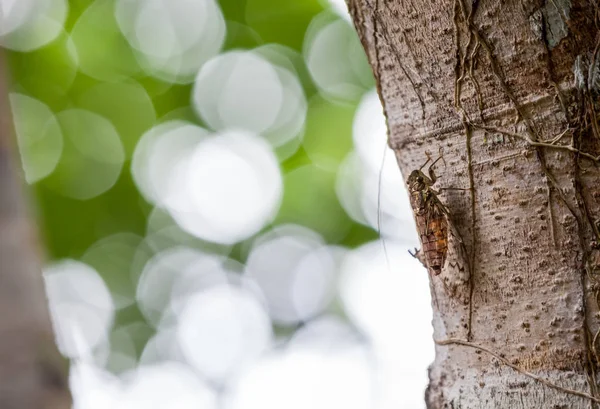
[
  {"x1": 407, "y1": 154, "x2": 471, "y2": 304},
  {"x1": 407, "y1": 155, "x2": 450, "y2": 275}
]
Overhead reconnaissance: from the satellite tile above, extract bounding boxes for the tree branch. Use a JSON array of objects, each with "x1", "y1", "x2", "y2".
[{"x1": 0, "y1": 50, "x2": 71, "y2": 409}]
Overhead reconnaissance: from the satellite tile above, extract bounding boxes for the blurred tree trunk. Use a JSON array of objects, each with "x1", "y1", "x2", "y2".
[
  {"x1": 347, "y1": 0, "x2": 600, "y2": 407},
  {"x1": 0, "y1": 52, "x2": 71, "y2": 408}
]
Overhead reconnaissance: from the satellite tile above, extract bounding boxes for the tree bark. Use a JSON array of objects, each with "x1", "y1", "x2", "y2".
[
  {"x1": 347, "y1": 0, "x2": 600, "y2": 407},
  {"x1": 0, "y1": 51, "x2": 71, "y2": 408}
]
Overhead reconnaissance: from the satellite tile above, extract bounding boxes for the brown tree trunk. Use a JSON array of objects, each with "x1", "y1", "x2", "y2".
[
  {"x1": 347, "y1": 0, "x2": 600, "y2": 407},
  {"x1": 0, "y1": 52, "x2": 71, "y2": 408}
]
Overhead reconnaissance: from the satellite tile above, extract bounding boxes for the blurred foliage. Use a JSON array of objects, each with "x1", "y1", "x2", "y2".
[
  {"x1": 8, "y1": 0, "x2": 375, "y2": 256},
  {"x1": 6, "y1": 0, "x2": 376, "y2": 344}
]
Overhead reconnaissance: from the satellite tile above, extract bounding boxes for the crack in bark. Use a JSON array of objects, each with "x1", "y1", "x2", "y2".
[
  {"x1": 452, "y1": 0, "x2": 482, "y2": 341},
  {"x1": 464, "y1": 121, "x2": 476, "y2": 341}
]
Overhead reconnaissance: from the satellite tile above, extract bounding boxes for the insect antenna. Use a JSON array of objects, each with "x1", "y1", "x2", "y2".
[{"x1": 377, "y1": 142, "x2": 391, "y2": 272}]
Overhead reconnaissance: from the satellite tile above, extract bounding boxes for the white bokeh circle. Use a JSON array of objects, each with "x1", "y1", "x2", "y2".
[
  {"x1": 339, "y1": 241, "x2": 433, "y2": 358},
  {"x1": 131, "y1": 120, "x2": 210, "y2": 206},
  {"x1": 225, "y1": 338, "x2": 374, "y2": 409},
  {"x1": 322, "y1": 0, "x2": 351, "y2": 20},
  {"x1": 245, "y1": 225, "x2": 340, "y2": 325},
  {"x1": 177, "y1": 285, "x2": 273, "y2": 383},
  {"x1": 166, "y1": 130, "x2": 283, "y2": 244},
  {"x1": 0, "y1": 0, "x2": 36, "y2": 36},
  {"x1": 304, "y1": 14, "x2": 372, "y2": 101},
  {"x1": 70, "y1": 361, "x2": 122, "y2": 409},
  {"x1": 0, "y1": 0, "x2": 67, "y2": 51},
  {"x1": 136, "y1": 246, "x2": 227, "y2": 327},
  {"x1": 192, "y1": 50, "x2": 307, "y2": 150},
  {"x1": 119, "y1": 362, "x2": 218, "y2": 409},
  {"x1": 44, "y1": 260, "x2": 114, "y2": 359},
  {"x1": 133, "y1": 125, "x2": 282, "y2": 245},
  {"x1": 115, "y1": 0, "x2": 226, "y2": 83},
  {"x1": 339, "y1": 241, "x2": 434, "y2": 408},
  {"x1": 335, "y1": 152, "x2": 368, "y2": 225},
  {"x1": 352, "y1": 89, "x2": 388, "y2": 172}
]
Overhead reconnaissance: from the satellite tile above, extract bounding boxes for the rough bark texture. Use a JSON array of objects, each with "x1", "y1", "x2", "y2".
[
  {"x1": 0, "y1": 52, "x2": 71, "y2": 408},
  {"x1": 347, "y1": 0, "x2": 600, "y2": 407}
]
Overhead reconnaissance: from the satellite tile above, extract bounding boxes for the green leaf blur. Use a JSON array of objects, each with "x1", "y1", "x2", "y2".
[{"x1": 5, "y1": 0, "x2": 380, "y2": 361}]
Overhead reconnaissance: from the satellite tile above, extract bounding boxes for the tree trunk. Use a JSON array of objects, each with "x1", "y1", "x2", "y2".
[
  {"x1": 0, "y1": 52, "x2": 71, "y2": 408},
  {"x1": 347, "y1": 0, "x2": 600, "y2": 407}
]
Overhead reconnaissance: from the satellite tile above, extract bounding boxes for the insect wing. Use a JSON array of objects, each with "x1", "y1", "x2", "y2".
[{"x1": 415, "y1": 194, "x2": 449, "y2": 276}]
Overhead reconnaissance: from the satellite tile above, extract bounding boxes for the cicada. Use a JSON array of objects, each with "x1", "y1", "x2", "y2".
[
  {"x1": 407, "y1": 156, "x2": 450, "y2": 275},
  {"x1": 407, "y1": 156, "x2": 470, "y2": 303}
]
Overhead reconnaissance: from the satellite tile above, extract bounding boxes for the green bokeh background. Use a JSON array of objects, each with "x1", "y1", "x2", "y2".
[{"x1": 6, "y1": 0, "x2": 378, "y2": 359}]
